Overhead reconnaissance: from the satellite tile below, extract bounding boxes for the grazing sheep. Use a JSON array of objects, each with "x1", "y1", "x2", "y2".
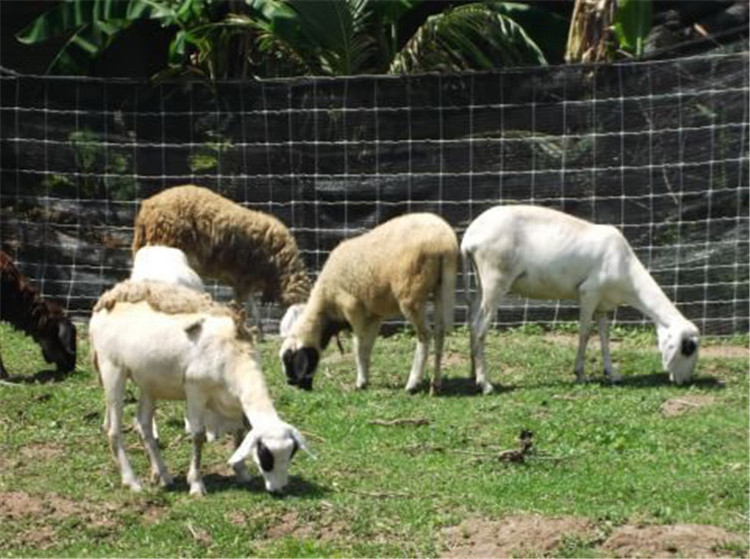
[
  {"x1": 131, "y1": 185, "x2": 311, "y2": 330},
  {"x1": 0, "y1": 250, "x2": 76, "y2": 379},
  {"x1": 461, "y1": 205, "x2": 700, "y2": 394},
  {"x1": 130, "y1": 245, "x2": 205, "y2": 292},
  {"x1": 280, "y1": 213, "x2": 458, "y2": 395},
  {"x1": 89, "y1": 280, "x2": 308, "y2": 496}
]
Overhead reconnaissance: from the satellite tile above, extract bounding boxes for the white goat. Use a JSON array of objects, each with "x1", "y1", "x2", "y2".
[
  {"x1": 280, "y1": 213, "x2": 458, "y2": 394},
  {"x1": 461, "y1": 205, "x2": 700, "y2": 394},
  {"x1": 89, "y1": 280, "x2": 308, "y2": 496},
  {"x1": 130, "y1": 245, "x2": 205, "y2": 292}
]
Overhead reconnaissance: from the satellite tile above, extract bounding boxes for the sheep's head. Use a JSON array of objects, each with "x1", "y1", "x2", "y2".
[
  {"x1": 657, "y1": 321, "x2": 700, "y2": 385},
  {"x1": 37, "y1": 313, "x2": 77, "y2": 373},
  {"x1": 228, "y1": 421, "x2": 308, "y2": 494},
  {"x1": 279, "y1": 335, "x2": 319, "y2": 391}
]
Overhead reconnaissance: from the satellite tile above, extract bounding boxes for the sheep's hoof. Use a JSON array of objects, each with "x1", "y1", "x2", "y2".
[
  {"x1": 605, "y1": 370, "x2": 623, "y2": 384},
  {"x1": 405, "y1": 383, "x2": 421, "y2": 395},
  {"x1": 189, "y1": 482, "x2": 207, "y2": 497},
  {"x1": 151, "y1": 471, "x2": 173, "y2": 487},
  {"x1": 429, "y1": 383, "x2": 441, "y2": 396},
  {"x1": 124, "y1": 479, "x2": 143, "y2": 493},
  {"x1": 478, "y1": 382, "x2": 494, "y2": 395},
  {"x1": 574, "y1": 374, "x2": 590, "y2": 384}
]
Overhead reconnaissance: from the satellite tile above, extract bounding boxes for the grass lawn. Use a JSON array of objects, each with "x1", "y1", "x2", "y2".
[{"x1": 0, "y1": 321, "x2": 748, "y2": 557}]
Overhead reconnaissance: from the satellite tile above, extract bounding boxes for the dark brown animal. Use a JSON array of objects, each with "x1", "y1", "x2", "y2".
[{"x1": 0, "y1": 250, "x2": 77, "y2": 378}]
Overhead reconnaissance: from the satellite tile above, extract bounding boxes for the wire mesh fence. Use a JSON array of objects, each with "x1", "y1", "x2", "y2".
[{"x1": 1, "y1": 52, "x2": 748, "y2": 335}]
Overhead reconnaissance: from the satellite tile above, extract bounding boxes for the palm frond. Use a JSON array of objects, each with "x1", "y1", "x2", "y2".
[{"x1": 389, "y1": 3, "x2": 547, "y2": 75}]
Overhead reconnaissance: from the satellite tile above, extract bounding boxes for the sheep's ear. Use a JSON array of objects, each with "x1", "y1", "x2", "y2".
[
  {"x1": 228, "y1": 430, "x2": 258, "y2": 466},
  {"x1": 291, "y1": 428, "x2": 316, "y2": 460},
  {"x1": 681, "y1": 336, "x2": 698, "y2": 357},
  {"x1": 184, "y1": 318, "x2": 205, "y2": 341}
]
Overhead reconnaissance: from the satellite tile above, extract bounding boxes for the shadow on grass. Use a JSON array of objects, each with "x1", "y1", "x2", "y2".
[
  {"x1": 167, "y1": 473, "x2": 328, "y2": 499},
  {"x1": 3, "y1": 368, "x2": 75, "y2": 384},
  {"x1": 599, "y1": 372, "x2": 725, "y2": 390}
]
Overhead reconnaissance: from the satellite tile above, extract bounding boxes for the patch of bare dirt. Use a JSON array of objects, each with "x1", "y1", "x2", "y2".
[
  {"x1": 0, "y1": 490, "x2": 119, "y2": 529},
  {"x1": 19, "y1": 442, "x2": 65, "y2": 461},
  {"x1": 601, "y1": 524, "x2": 746, "y2": 558},
  {"x1": 699, "y1": 345, "x2": 749, "y2": 359},
  {"x1": 441, "y1": 515, "x2": 597, "y2": 558},
  {"x1": 265, "y1": 509, "x2": 350, "y2": 542},
  {"x1": 660, "y1": 395, "x2": 716, "y2": 417},
  {"x1": 442, "y1": 351, "x2": 469, "y2": 368},
  {"x1": 0, "y1": 491, "x2": 45, "y2": 520}
]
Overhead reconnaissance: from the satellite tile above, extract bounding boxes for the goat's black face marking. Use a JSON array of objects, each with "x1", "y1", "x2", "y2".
[
  {"x1": 282, "y1": 349, "x2": 296, "y2": 384},
  {"x1": 285, "y1": 347, "x2": 320, "y2": 390},
  {"x1": 257, "y1": 440, "x2": 275, "y2": 473},
  {"x1": 681, "y1": 337, "x2": 698, "y2": 357}
]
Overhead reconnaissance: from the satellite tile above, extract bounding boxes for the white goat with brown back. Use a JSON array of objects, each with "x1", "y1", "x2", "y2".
[
  {"x1": 461, "y1": 205, "x2": 700, "y2": 394},
  {"x1": 89, "y1": 280, "x2": 308, "y2": 496},
  {"x1": 280, "y1": 213, "x2": 458, "y2": 395}
]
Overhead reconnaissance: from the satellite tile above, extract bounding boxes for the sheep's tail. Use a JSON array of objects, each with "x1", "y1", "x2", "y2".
[{"x1": 438, "y1": 253, "x2": 457, "y2": 333}]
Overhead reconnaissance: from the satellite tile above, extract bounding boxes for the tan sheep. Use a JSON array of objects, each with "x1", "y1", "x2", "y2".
[
  {"x1": 131, "y1": 185, "x2": 311, "y2": 328},
  {"x1": 279, "y1": 213, "x2": 459, "y2": 395}
]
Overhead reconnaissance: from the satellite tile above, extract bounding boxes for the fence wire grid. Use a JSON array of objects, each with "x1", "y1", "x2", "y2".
[{"x1": 1, "y1": 52, "x2": 748, "y2": 336}]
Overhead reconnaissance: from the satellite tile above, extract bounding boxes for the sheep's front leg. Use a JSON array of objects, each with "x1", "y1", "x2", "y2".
[
  {"x1": 135, "y1": 395, "x2": 173, "y2": 487},
  {"x1": 402, "y1": 304, "x2": 430, "y2": 394},
  {"x1": 353, "y1": 319, "x2": 381, "y2": 390},
  {"x1": 232, "y1": 429, "x2": 252, "y2": 483},
  {"x1": 597, "y1": 313, "x2": 622, "y2": 382},
  {"x1": 185, "y1": 393, "x2": 208, "y2": 497},
  {"x1": 574, "y1": 292, "x2": 599, "y2": 383}
]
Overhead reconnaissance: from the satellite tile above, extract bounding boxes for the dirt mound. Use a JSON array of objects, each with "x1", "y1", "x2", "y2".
[
  {"x1": 660, "y1": 395, "x2": 716, "y2": 417},
  {"x1": 441, "y1": 514, "x2": 596, "y2": 558},
  {"x1": 601, "y1": 524, "x2": 746, "y2": 558},
  {"x1": 265, "y1": 509, "x2": 350, "y2": 542}
]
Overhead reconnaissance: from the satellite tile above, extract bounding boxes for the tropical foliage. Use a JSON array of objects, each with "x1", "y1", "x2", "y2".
[{"x1": 15, "y1": 0, "x2": 570, "y2": 79}]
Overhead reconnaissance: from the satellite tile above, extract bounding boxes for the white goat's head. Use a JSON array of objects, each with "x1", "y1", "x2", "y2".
[
  {"x1": 228, "y1": 420, "x2": 309, "y2": 494},
  {"x1": 657, "y1": 321, "x2": 700, "y2": 385}
]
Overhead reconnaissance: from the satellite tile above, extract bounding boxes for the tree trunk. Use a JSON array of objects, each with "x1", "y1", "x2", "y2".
[{"x1": 565, "y1": 0, "x2": 618, "y2": 63}]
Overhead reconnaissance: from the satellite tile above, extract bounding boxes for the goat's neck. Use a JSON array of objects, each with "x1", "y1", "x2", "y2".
[
  {"x1": 232, "y1": 349, "x2": 279, "y2": 426},
  {"x1": 295, "y1": 297, "x2": 328, "y2": 349},
  {"x1": 625, "y1": 259, "x2": 685, "y2": 329}
]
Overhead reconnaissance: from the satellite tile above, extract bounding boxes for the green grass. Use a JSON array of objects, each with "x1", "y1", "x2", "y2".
[{"x1": 0, "y1": 322, "x2": 748, "y2": 557}]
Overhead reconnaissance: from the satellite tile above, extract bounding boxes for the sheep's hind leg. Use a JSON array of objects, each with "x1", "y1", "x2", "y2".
[
  {"x1": 470, "y1": 271, "x2": 511, "y2": 395},
  {"x1": 135, "y1": 395, "x2": 173, "y2": 487},
  {"x1": 402, "y1": 304, "x2": 430, "y2": 394},
  {"x1": 431, "y1": 296, "x2": 447, "y2": 396},
  {"x1": 353, "y1": 319, "x2": 381, "y2": 390},
  {"x1": 100, "y1": 363, "x2": 141, "y2": 492},
  {"x1": 597, "y1": 312, "x2": 622, "y2": 383}
]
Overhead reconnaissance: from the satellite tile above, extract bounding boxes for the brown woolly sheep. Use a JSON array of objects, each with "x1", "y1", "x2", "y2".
[
  {"x1": 131, "y1": 185, "x2": 311, "y2": 327},
  {"x1": 0, "y1": 250, "x2": 76, "y2": 378}
]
